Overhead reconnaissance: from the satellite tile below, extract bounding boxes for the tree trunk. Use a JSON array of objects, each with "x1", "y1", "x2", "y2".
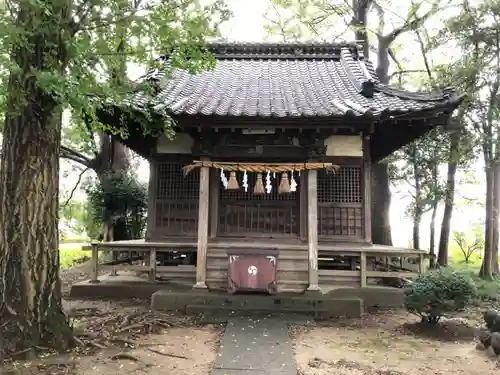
[
  {"x1": 371, "y1": 163, "x2": 393, "y2": 245},
  {"x1": 429, "y1": 198, "x2": 438, "y2": 268},
  {"x1": 480, "y1": 164, "x2": 494, "y2": 280},
  {"x1": 0, "y1": 98, "x2": 73, "y2": 355},
  {"x1": 96, "y1": 134, "x2": 130, "y2": 243},
  {"x1": 369, "y1": 36, "x2": 393, "y2": 246},
  {"x1": 438, "y1": 132, "x2": 459, "y2": 266},
  {"x1": 429, "y1": 161, "x2": 439, "y2": 267},
  {"x1": 492, "y1": 161, "x2": 500, "y2": 274},
  {"x1": 413, "y1": 207, "x2": 421, "y2": 250},
  {"x1": 353, "y1": 0, "x2": 371, "y2": 58},
  {"x1": 352, "y1": 0, "x2": 393, "y2": 246},
  {"x1": 412, "y1": 153, "x2": 421, "y2": 250},
  {"x1": 0, "y1": 5, "x2": 74, "y2": 355}
]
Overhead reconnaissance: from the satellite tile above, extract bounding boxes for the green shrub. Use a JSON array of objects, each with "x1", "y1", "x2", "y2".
[
  {"x1": 404, "y1": 268, "x2": 478, "y2": 324},
  {"x1": 85, "y1": 174, "x2": 147, "y2": 240}
]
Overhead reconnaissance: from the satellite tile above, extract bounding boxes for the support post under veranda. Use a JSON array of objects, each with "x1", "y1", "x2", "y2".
[
  {"x1": 306, "y1": 170, "x2": 321, "y2": 293},
  {"x1": 193, "y1": 164, "x2": 210, "y2": 290}
]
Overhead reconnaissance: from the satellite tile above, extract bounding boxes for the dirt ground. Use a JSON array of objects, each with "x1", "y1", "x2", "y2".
[
  {"x1": 293, "y1": 310, "x2": 500, "y2": 375},
  {"x1": 2, "y1": 263, "x2": 223, "y2": 375},
  {"x1": 72, "y1": 326, "x2": 220, "y2": 375},
  {"x1": 4, "y1": 323, "x2": 221, "y2": 375}
]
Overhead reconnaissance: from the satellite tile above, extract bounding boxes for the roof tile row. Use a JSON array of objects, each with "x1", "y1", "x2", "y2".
[{"x1": 130, "y1": 42, "x2": 462, "y2": 119}]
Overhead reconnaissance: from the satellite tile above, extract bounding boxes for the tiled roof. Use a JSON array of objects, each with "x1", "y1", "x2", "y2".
[{"x1": 132, "y1": 42, "x2": 463, "y2": 119}]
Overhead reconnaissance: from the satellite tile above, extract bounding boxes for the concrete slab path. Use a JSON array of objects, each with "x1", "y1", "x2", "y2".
[{"x1": 211, "y1": 314, "x2": 301, "y2": 375}]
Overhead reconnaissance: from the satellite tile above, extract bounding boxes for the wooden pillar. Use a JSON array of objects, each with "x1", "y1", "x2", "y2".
[
  {"x1": 299, "y1": 172, "x2": 307, "y2": 241},
  {"x1": 362, "y1": 135, "x2": 372, "y2": 243},
  {"x1": 149, "y1": 247, "x2": 157, "y2": 282},
  {"x1": 89, "y1": 244, "x2": 100, "y2": 283},
  {"x1": 209, "y1": 169, "x2": 219, "y2": 238},
  {"x1": 145, "y1": 158, "x2": 158, "y2": 241},
  {"x1": 419, "y1": 253, "x2": 426, "y2": 274},
  {"x1": 306, "y1": 170, "x2": 321, "y2": 293},
  {"x1": 360, "y1": 252, "x2": 367, "y2": 287},
  {"x1": 193, "y1": 165, "x2": 210, "y2": 290}
]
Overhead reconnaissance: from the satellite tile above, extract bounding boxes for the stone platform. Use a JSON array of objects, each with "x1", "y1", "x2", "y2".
[
  {"x1": 151, "y1": 290, "x2": 363, "y2": 319},
  {"x1": 69, "y1": 273, "x2": 192, "y2": 299},
  {"x1": 70, "y1": 272, "x2": 405, "y2": 317}
]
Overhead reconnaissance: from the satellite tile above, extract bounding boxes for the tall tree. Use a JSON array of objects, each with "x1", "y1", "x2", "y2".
[
  {"x1": 0, "y1": 0, "x2": 228, "y2": 356},
  {"x1": 391, "y1": 129, "x2": 447, "y2": 251},
  {"x1": 436, "y1": 0, "x2": 500, "y2": 278},
  {"x1": 265, "y1": 0, "x2": 446, "y2": 245}
]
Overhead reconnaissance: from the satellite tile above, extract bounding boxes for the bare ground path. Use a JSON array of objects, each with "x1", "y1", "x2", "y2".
[{"x1": 293, "y1": 310, "x2": 500, "y2": 375}]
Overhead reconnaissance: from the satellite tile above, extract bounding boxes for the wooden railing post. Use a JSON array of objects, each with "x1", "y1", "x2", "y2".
[
  {"x1": 306, "y1": 170, "x2": 321, "y2": 293},
  {"x1": 194, "y1": 165, "x2": 209, "y2": 290},
  {"x1": 419, "y1": 253, "x2": 426, "y2": 274},
  {"x1": 360, "y1": 252, "x2": 367, "y2": 287},
  {"x1": 149, "y1": 247, "x2": 157, "y2": 282},
  {"x1": 89, "y1": 244, "x2": 100, "y2": 284}
]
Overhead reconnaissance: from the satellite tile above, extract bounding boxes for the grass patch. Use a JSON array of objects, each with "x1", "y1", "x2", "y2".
[
  {"x1": 59, "y1": 242, "x2": 89, "y2": 269},
  {"x1": 448, "y1": 250, "x2": 500, "y2": 302}
]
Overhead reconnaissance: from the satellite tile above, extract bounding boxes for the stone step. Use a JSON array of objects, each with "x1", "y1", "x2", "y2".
[
  {"x1": 186, "y1": 303, "x2": 329, "y2": 318},
  {"x1": 150, "y1": 289, "x2": 363, "y2": 318},
  {"x1": 190, "y1": 294, "x2": 327, "y2": 308}
]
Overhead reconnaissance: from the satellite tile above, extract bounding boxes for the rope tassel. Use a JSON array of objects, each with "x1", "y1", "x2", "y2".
[
  {"x1": 227, "y1": 171, "x2": 239, "y2": 190},
  {"x1": 253, "y1": 173, "x2": 265, "y2": 194},
  {"x1": 278, "y1": 172, "x2": 291, "y2": 194}
]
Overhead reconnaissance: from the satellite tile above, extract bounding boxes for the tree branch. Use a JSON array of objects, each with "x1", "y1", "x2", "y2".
[
  {"x1": 371, "y1": 0, "x2": 385, "y2": 36},
  {"x1": 60, "y1": 145, "x2": 93, "y2": 167},
  {"x1": 384, "y1": 2, "x2": 437, "y2": 44},
  {"x1": 71, "y1": 0, "x2": 145, "y2": 35},
  {"x1": 267, "y1": 2, "x2": 289, "y2": 41},
  {"x1": 388, "y1": 69, "x2": 428, "y2": 81},
  {"x1": 414, "y1": 28, "x2": 434, "y2": 83},
  {"x1": 62, "y1": 167, "x2": 90, "y2": 208}
]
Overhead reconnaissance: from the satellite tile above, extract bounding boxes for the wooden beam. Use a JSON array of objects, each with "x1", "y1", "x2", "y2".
[
  {"x1": 306, "y1": 169, "x2": 321, "y2": 293},
  {"x1": 193, "y1": 165, "x2": 210, "y2": 290},
  {"x1": 362, "y1": 136, "x2": 372, "y2": 243},
  {"x1": 366, "y1": 271, "x2": 419, "y2": 278}
]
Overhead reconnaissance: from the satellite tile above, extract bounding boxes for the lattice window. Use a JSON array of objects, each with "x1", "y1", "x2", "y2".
[
  {"x1": 318, "y1": 166, "x2": 363, "y2": 238},
  {"x1": 218, "y1": 171, "x2": 300, "y2": 236},
  {"x1": 318, "y1": 166, "x2": 361, "y2": 204},
  {"x1": 154, "y1": 162, "x2": 199, "y2": 234},
  {"x1": 156, "y1": 162, "x2": 199, "y2": 201},
  {"x1": 318, "y1": 206, "x2": 363, "y2": 237}
]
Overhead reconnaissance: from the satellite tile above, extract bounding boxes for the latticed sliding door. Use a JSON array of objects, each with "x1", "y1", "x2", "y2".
[
  {"x1": 218, "y1": 171, "x2": 301, "y2": 237},
  {"x1": 154, "y1": 161, "x2": 200, "y2": 236},
  {"x1": 317, "y1": 166, "x2": 363, "y2": 238}
]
